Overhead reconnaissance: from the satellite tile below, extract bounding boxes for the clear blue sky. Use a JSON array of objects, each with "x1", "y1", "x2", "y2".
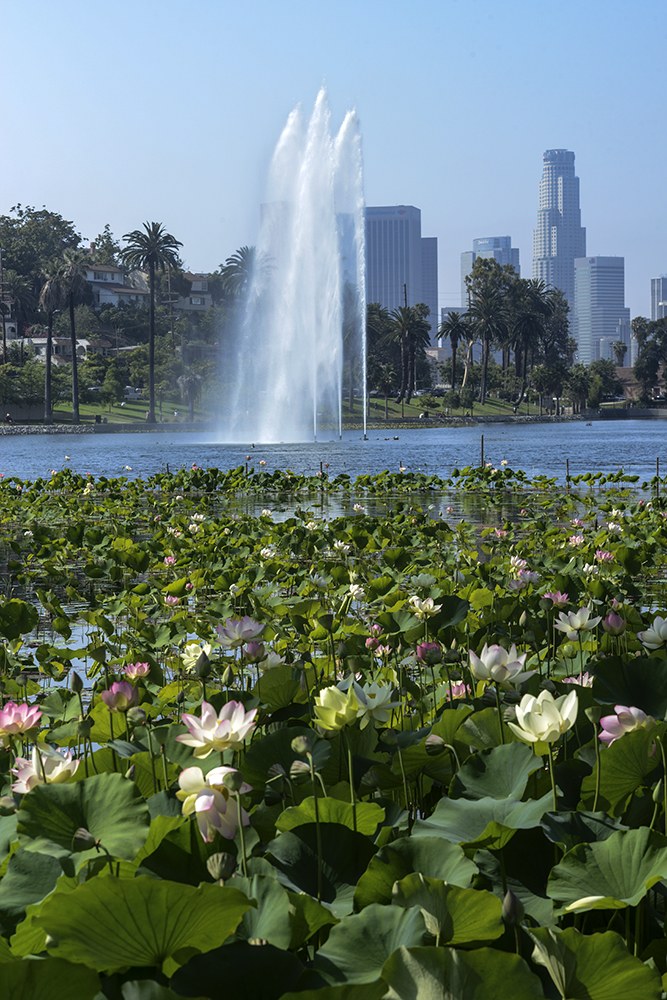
[{"x1": 4, "y1": 0, "x2": 665, "y2": 319}]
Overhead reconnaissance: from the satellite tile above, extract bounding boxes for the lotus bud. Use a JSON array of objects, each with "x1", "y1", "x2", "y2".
[
  {"x1": 337, "y1": 641, "x2": 349, "y2": 660},
  {"x1": 585, "y1": 706, "x2": 603, "y2": 725},
  {"x1": 70, "y1": 671, "x2": 84, "y2": 693},
  {"x1": 194, "y1": 651, "x2": 211, "y2": 679},
  {"x1": 450, "y1": 639, "x2": 458, "y2": 650},
  {"x1": 291, "y1": 735, "x2": 312, "y2": 755},
  {"x1": 176, "y1": 690, "x2": 186, "y2": 704},
  {"x1": 300, "y1": 670, "x2": 308, "y2": 692},
  {"x1": 222, "y1": 770, "x2": 245, "y2": 792},
  {"x1": 72, "y1": 827, "x2": 97, "y2": 852},
  {"x1": 319, "y1": 614, "x2": 334, "y2": 633},
  {"x1": 77, "y1": 719, "x2": 93, "y2": 738},
  {"x1": 381, "y1": 728, "x2": 398, "y2": 747},
  {"x1": 244, "y1": 641, "x2": 265, "y2": 663},
  {"x1": 0, "y1": 795, "x2": 16, "y2": 816},
  {"x1": 481, "y1": 688, "x2": 497, "y2": 708},
  {"x1": 206, "y1": 852, "x2": 237, "y2": 882},
  {"x1": 561, "y1": 643, "x2": 577, "y2": 660},
  {"x1": 16, "y1": 673, "x2": 28, "y2": 688},
  {"x1": 602, "y1": 612, "x2": 626, "y2": 636},
  {"x1": 539, "y1": 678, "x2": 557, "y2": 694},
  {"x1": 125, "y1": 764, "x2": 136, "y2": 781},
  {"x1": 126, "y1": 706, "x2": 147, "y2": 728},
  {"x1": 221, "y1": 665, "x2": 234, "y2": 686},
  {"x1": 519, "y1": 611, "x2": 528, "y2": 627},
  {"x1": 425, "y1": 734, "x2": 446, "y2": 756},
  {"x1": 523, "y1": 630, "x2": 536, "y2": 643},
  {"x1": 653, "y1": 782, "x2": 665, "y2": 804},
  {"x1": 45, "y1": 933, "x2": 59, "y2": 949},
  {"x1": 502, "y1": 890, "x2": 525, "y2": 926}
]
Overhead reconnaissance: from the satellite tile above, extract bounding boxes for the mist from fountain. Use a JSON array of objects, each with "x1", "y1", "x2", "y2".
[{"x1": 225, "y1": 88, "x2": 365, "y2": 442}]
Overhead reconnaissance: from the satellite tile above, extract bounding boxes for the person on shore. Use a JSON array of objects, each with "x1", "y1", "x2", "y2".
[{"x1": 4, "y1": 414, "x2": 13, "y2": 426}]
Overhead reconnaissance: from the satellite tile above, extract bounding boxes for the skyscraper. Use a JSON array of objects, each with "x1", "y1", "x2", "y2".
[
  {"x1": 574, "y1": 257, "x2": 630, "y2": 366},
  {"x1": 651, "y1": 276, "x2": 667, "y2": 321},
  {"x1": 460, "y1": 236, "x2": 520, "y2": 307},
  {"x1": 533, "y1": 149, "x2": 586, "y2": 308},
  {"x1": 365, "y1": 206, "x2": 438, "y2": 342}
]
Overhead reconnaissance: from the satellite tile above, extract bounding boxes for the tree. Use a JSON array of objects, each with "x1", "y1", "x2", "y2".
[
  {"x1": 611, "y1": 340, "x2": 628, "y2": 367},
  {"x1": 375, "y1": 363, "x2": 396, "y2": 420},
  {"x1": 121, "y1": 223, "x2": 183, "y2": 423},
  {"x1": 177, "y1": 368, "x2": 203, "y2": 422},
  {"x1": 90, "y1": 225, "x2": 123, "y2": 267},
  {"x1": 438, "y1": 311, "x2": 468, "y2": 391},
  {"x1": 0, "y1": 205, "x2": 80, "y2": 294},
  {"x1": 2, "y1": 270, "x2": 36, "y2": 349},
  {"x1": 101, "y1": 360, "x2": 125, "y2": 411},
  {"x1": 38, "y1": 261, "x2": 65, "y2": 424},
  {"x1": 509, "y1": 279, "x2": 553, "y2": 403},
  {"x1": 564, "y1": 363, "x2": 591, "y2": 413},
  {"x1": 406, "y1": 304, "x2": 432, "y2": 401},
  {"x1": 61, "y1": 249, "x2": 90, "y2": 423},
  {"x1": 468, "y1": 285, "x2": 507, "y2": 405},
  {"x1": 388, "y1": 306, "x2": 414, "y2": 403}
]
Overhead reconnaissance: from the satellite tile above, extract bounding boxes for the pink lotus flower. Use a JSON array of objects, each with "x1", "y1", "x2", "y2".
[
  {"x1": 416, "y1": 642, "x2": 442, "y2": 664},
  {"x1": 177, "y1": 765, "x2": 252, "y2": 842},
  {"x1": 568, "y1": 535, "x2": 585, "y2": 546},
  {"x1": 543, "y1": 591, "x2": 569, "y2": 608},
  {"x1": 599, "y1": 705, "x2": 655, "y2": 746},
  {"x1": 444, "y1": 681, "x2": 471, "y2": 701},
  {"x1": 595, "y1": 550, "x2": 614, "y2": 563},
  {"x1": 562, "y1": 671, "x2": 594, "y2": 688},
  {"x1": 243, "y1": 641, "x2": 265, "y2": 663},
  {"x1": 176, "y1": 700, "x2": 257, "y2": 758},
  {"x1": 365, "y1": 636, "x2": 380, "y2": 651},
  {"x1": 125, "y1": 662, "x2": 150, "y2": 681},
  {"x1": 0, "y1": 702, "x2": 42, "y2": 743},
  {"x1": 101, "y1": 681, "x2": 138, "y2": 713},
  {"x1": 164, "y1": 556, "x2": 176, "y2": 566},
  {"x1": 216, "y1": 617, "x2": 264, "y2": 649},
  {"x1": 602, "y1": 612, "x2": 625, "y2": 635},
  {"x1": 494, "y1": 529, "x2": 508, "y2": 538},
  {"x1": 571, "y1": 518, "x2": 585, "y2": 528},
  {"x1": 165, "y1": 595, "x2": 179, "y2": 607},
  {"x1": 12, "y1": 744, "x2": 79, "y2": 793}
]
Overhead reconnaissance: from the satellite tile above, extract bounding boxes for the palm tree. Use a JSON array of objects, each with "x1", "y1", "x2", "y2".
[
  {"x1": 122, "y1": 223, "x2": 182, "y2": 423},
  {"x1": 406, "y1": 304, "x2": 431, "y2": 401},
  {"x1": 177, "y1": 368, "x2": 203, "y2": 422},
  {"x1": 3, "y1": 271, "x2": 36, "y2": 362},
  {"x1": 388, "y1": 306, "x2": 415, "y2": 403},
  {"x1": 612, "y1": 340, "x2": 628, "y2": 367},
  {"x1": 438, "y1": 311, "x2": 468, "y2": 391},
  {"x1": 39, "y1": 261, "x2": 65, "y2": 424},
  {"x1": 469, "y1": 286, "x2": 507, "y2": 405},
  {"x1": 510, "y1": 279, "x2": 553, "y2": 403},
  {"x1": 375, "y1": 363, "x2": 396, "y2": 420},
  {"x1": 61, "y1": 249, "x2": 90, "y2": 424}
]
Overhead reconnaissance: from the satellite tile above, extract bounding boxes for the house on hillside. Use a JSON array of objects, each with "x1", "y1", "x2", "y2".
[{"x1": 85, "y1": 262, "x2": 150, "y2": 309}]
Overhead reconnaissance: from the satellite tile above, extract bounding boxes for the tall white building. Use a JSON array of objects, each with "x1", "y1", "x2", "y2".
[
  {"x1": 651, "y1": 276, "x2": 667, "y2": 321},
  {"x1": 574, "y1": 257, "x2": 631, "y2": 366},
  {"x1": 365, "y1": 205, "x2": 438, "y2": 343},
  {"x1": 460, "y1": 236, "x2": 520, "y2": 306},
  {"x1": 533, "y1": 149, "x2": 586, "y2": 309}
]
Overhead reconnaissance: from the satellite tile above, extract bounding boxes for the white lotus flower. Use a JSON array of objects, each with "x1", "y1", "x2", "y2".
[
  {"x1": 177, "y1": 766, "x2": 252, "y2": 842},
  {"x1": 637, "y1": 615, "x2": 667, "y2": 650},
  {"x1": 469, "y1": 643, "x2": 529, "y2": 684},
  {"x1": 507, "y1": 689, "x2": 579, "y2": 744},
  {"x1": 355, "y1": 681, "x2": 401, "y2": 729},
  {"x1": 554, "y1": 606, "x2": 601, "y2": 642},
  {"x1": 11, "y1": 744, "x2": 79, "y2": 793},
  {"x1": 182, "y1": 642, "x2": 213, "y2": 671}
]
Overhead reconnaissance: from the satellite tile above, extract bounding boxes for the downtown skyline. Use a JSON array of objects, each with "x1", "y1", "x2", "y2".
[{"x1": 3, "y1": 0, "x2": 665, "y2": 322}]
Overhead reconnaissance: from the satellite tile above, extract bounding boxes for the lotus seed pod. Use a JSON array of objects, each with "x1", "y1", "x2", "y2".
[
  {"x1": 585, "y1": 706, "x2": 603, "y2": 725},
  {"x1": 126, "y1": 707, "x2": 147, "y2": 727},
  {"x1": 222, "y1": 770, "x2": 245, "y2": 792},
  {"x1": 337, "y1": 642, "x2": 349, "y2": 660},
  {"x1": 425, "y1": 734, "x2": 446, "y2": 757},
  {"x1": 291, "y1": 735, "x2": 312, "y2": 755},
  {"x1": 206, "y1": 852, "x2": 237, "y2": 882},
  {"x1": 77, "y1": 719, "x2": 93, "y2": 738},
  {"x1": 0, "y1": 795, "x2": 16, "y2": 816},
  {"x1": 289, "y1": 760, "x2": 311, "y2": 783},
  {"x1": 72, "y1": 827, "x2": 97, "y2": 852},
  {"x1": 539, "y1": 678, "x2": 557, "y2": 694},
  {"x1": 267, "y1": 763, "x2": 287, "y2": 779}
]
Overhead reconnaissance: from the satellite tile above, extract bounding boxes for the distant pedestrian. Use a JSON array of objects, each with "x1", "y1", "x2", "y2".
[{"x1": 4, "y1": 414, "x2": 13, "y2": 426}]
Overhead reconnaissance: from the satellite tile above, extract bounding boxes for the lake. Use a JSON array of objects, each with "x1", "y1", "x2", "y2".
[{"x1": 0, "y1": 419, "x2": 663, "y2": 482}]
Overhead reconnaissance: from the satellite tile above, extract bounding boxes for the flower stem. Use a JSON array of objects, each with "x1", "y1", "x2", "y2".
[
  {"x1": 547, "y1": 743, "x2": 558, "y2": 812},
  {"x1": 308, "y1": 751, "x2": 323, "y2": 904},
  {"x1": 235, "y1": 791, "x2": 248, "y2": 877},
  {"x1": 494, "y1": 684, "x2": 505, "y2": 745},
  {"x1": 593, "y1": 724, "x2": 602, "y2": 813}
]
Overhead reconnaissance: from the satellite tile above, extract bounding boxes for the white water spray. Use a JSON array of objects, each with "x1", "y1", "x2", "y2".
[{"x1": 225, "y1": 88, "x2": 365, "y2": 442}]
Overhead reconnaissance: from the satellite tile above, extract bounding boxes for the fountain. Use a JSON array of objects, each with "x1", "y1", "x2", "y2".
[{"x1": 225, "y1": 88, "x2": 366, "y2": 442}]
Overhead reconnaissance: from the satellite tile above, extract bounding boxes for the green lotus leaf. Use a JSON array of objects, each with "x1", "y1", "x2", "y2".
[
  {"x1": 592, "y1": 657, "x2": 667, "y2": 717},
  {"x1": 122, "y1": 983, "x2": 207, "y2": 1000},
  {"x1": 280, "y1": 985, "x2": 385, "y2": 1000},
  {"x1": 354, "y1": 836, "x2": 476, "y2": 910},
  {"x1": 0, "y1": 599, "x2": 39, "y2": 640},
  {"x1": 391, "y1": 874, "x2": 503, "y2": 945},
  {"x1": 170, "y1": 940, "x2": 304, "y2": 1000},
  {"x1": 228, "y1": 874, "x2": 292, "y2": 948},
  {"x1": 287, "y1": 890, "x2": 339, "y2": 949},
  {"x1": 267, "y1": 823, "x2": 376, "y2": 917},
  {"x1": 276, "y1": 797, "x2": 385, "y2": 836},
  {"x1": 579, "y1": 727, "x2": 658, "y2": 816},
  {"x1": 547, "y1": 828, "x2": 667, "y2": 913},
  {"x1": 36, "y1": 876, "x2": 251, "y2": 974},
  {"x1": 0, "y1": 956, "x2": 100, "y2": 1000},
  {"x1": 540, "y1": 811, "x2": 628, "y2": 851},
  {"x1": 459, "y1": 707, "x2": 518, "y2": 750},
  {"x1": 242, "y1": 726, "x2": 331, "y2": 791},
  {"x1": 474, "y1": 827, "x2": 556, "y2": 927},
  {"x1": 528, "y1": 926, "x2": 661, "y2": 999},
  {"x1": 450, "y1": 741, "x2": 542, "y2": 801},
  {"x1": 17, "y1": 771, "x2": 150, "y2": 873},
  {"x1": 0, "y1": 851, "x2": 63, "y2": 934},
  {"x1": 314, "y1": 904, "x2": 426, "y2": 984},
  {"x1": 380, "y1": 945, "x2": 545, "y2": 1000},
  {"x1": 412, "y1": 792, "x2": 552, "y2": 849}
]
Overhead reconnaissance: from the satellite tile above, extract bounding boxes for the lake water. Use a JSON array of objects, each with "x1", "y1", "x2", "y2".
[{"x1": 0, "y1": 420, "x2": 662, "y2": 483}]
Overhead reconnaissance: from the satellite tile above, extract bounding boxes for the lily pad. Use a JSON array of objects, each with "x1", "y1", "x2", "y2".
[
  {"x1": 354, "y1": 836, "x2": 477, "y2": 910},
  {"x1": 391, "y1": 874, "x2": 503, "y2": 945},
  {"x1": 380, "y1": 945, "x2": 545, "y2": 1000},
  {"x1": 314, "y1": 904, "x2": 426, "y2": 984},
  {"x1": 450, "y1": 742, "x2": 542, "y2": 801}
]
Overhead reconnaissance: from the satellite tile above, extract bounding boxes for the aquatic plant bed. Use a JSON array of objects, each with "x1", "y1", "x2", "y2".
[{"x1": 0, "y1": 465, "x2": 666, "y2": 997}]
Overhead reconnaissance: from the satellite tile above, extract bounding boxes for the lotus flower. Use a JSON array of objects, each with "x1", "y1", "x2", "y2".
[
  {"x1": 408, "y1": 596, "x2": 442, "y2": 620},
  {"x1": 355, "y1": 682, "x2": 401, "y2": 729},
  {"x1": 507, "y1": 689, "x2": 579, "y2": 744},
  {"x1": 469, "y1": 643, "x2": 529, "y2": 685},
  {"x1": 416, "y1": 642, "x2": 442, "y2": 665},
  {"x1": 216, "y1": 617, "x2": 264, "y2": 649},
  {"x1": 177, "y1": 766, "x2": 252, "y2": 842},
  {"x1": 599, "y1": 705, "x2": 655, "y2": 746},
  {"x1": 602, "y1": 612, "x2": 625, "y2": 636},
  {"x1": 554, "y1": 606, "x2": 601, "y2": 642},
  {"x1": 176, "y1": 700, "x2": 257, "y2": 758},
  {"x1": 124, "y1": 662, "x2": 150, "y2": 682},
  {"x1": 637, "y1": 615, "x2": 667, "y2": 650},
  {"x1": 101, "y1": 681, "x2": 138, "y2": 713},
  {"x1": 182, "y1": 642, "x2": 214, "y2": 671},
  {"x1": 0, "y1": 701, "x2": 42, "y2": 744},
  {"x1": 543, "y1": 591, "x2": 569, "y2": 608},
  {"x1": 313, "y1": 685, "x2": 358, "y2": 731},
  {"x1": 12, "y1": 744, "x2": 79, "y2": 793}
]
